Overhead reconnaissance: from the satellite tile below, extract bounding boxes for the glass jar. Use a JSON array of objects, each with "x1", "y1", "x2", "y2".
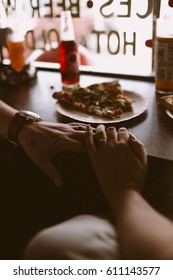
[{"x1": 155, "y1": 14, "x2": 173, "y2": 94}]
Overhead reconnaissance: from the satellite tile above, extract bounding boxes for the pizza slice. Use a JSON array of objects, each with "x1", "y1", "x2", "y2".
[{"x1": 53, "y1": 80, "x2": 133, "y2": 119}]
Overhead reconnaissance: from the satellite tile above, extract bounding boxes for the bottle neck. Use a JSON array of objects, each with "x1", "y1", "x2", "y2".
[{"x1": 60, "y1": 11, "x2": 75, "y2": 41}]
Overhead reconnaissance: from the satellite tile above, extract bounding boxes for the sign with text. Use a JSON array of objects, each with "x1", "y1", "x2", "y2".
[{"x1": 0, "y1": 0, "x2": 172, "y2": 76}]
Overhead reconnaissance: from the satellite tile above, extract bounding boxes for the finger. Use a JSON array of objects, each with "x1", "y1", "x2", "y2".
[
  {"x1": 70, "y1": 123, "x2": 87, "y2": 131},
  {"x1": 38, "y1": 159, "x2": 63, "y2": 188},
  {"x1": 70, "y1": 123, "x2": 96, "y2": 132},
  {"x1": 69, "y1": 122, "x2": 86, "y2": 126},
  {"x1": 85, "y1": 125, "x2": 97, "y2": 155},
  {"x1": 145, "y1": 39, "x2": 153, "y2": 48},
  {"x1": 106, "y1": 126, "x2": 117, "y2": 144},
  {"x1": 96, "y1": 124, "x2": 107, "y2": 141},
  {"x1": 129, "y1": 133, "x2": 147, "y2": 166},
  {"x1": 118, "y1": 127, "x2": 129, "y2": 143}
]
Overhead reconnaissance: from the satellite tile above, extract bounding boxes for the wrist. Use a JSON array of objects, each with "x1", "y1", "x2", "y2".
[
  {"x1": 105, "y1": 188, "x2": 139, "y2": 207},
  {"x1": 106, "y1": 188, "x2": 140, "y2": 216},
  {"x1": 17, "y1": 121, "x2": 38, "y2": 146},
  {"x1": 8, "y1": 110, "x2": 42, "y2": 145},
  {"x1": 101, "y1": 181, "x2": 141, "y2": 200},
  {"x1": 0, "y1": 101, "x2": 17, "y2": 140}
]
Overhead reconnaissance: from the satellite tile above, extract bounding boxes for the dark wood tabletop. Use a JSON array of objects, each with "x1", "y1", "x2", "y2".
[{"x1": 0, "y1": 68, "x2": 172, "y2": 161}]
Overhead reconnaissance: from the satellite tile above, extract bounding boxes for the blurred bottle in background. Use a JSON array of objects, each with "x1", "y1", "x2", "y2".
[
  {"x1": 155, "y1": 14, "x2": 173, "y2": 94},
  {"x1": 59, "y1": 10, "x2": 80, "y2": 88}
]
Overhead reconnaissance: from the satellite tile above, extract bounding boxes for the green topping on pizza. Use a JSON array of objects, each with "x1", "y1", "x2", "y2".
[{"x1": 53, "y1": 80, "x2": 133, "y2": 119}]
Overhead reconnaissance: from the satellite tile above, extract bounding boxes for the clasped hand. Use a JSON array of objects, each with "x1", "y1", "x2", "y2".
[
  {"x1": 85, "y1": 125, "x2": 148, "y2": 199},
  {"x1": 18, "y1": 120, "x2": 147, "y2": 193},
  {"x1": 18, "y1": 122, "x2": 90, "y2": 188}
]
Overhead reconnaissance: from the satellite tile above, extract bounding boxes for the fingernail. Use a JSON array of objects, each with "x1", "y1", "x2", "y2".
[
  {"x1": 119, "y1": 127, "x2": 127, "y2": 132},
  {"x1": 86, "y1": 124, "x2": 91, "y2": 131}
]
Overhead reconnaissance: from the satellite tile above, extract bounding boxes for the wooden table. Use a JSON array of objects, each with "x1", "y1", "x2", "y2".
[
  {"x1": 0, "y1": 68, "x2": 173, "y2": 259},
  {"x1": 0, "y1": 69, "x2": 172, "y2": 161}
]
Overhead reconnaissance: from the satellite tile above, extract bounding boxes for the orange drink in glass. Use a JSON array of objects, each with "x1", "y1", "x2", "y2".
[{"x1": 6, "y1": 33, "x2": 25, "y2": 72}]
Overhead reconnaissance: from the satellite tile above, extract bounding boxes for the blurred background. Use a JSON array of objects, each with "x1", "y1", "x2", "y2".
[{"x1": 0, "y1": 0, "x2": 172, "y2": 77}]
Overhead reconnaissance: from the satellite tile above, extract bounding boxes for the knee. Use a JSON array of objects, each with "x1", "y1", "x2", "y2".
[{"x1": 23, "y1": 215, "x2": 120, "y2": 260}]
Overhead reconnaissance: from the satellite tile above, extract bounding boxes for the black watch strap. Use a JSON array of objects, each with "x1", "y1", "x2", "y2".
[
  {"x1": 8, "y1": 111, "x2": 42, "y2": 145},
  {"x1": 8, "y1": 113, "x2": 27, "y2": 145}
]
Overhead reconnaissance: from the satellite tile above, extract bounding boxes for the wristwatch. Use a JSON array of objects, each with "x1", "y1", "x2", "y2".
[{"x1": 8, "y1": 109, "x2": 42, "y2": 145}]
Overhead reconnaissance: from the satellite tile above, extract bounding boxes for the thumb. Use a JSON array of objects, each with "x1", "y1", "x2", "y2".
[
  {"x1": 129, "y1": 133, "x2": 147, "y2": 167},
  {"x1": 39, "y1": 160, "x2": 63, "y2": 188}
]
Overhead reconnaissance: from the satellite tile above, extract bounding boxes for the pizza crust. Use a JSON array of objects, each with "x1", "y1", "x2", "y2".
[{"x1": 159, "y1": 95, "x2": 173, "y2": 112}]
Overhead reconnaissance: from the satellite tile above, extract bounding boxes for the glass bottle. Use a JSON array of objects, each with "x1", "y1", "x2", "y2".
[
  {"x1": 59, "y1": 10, "x2": 80, "y2": 87},
  {"x1": 155, "y1": 15, "x2": 173, "y2": 94}
]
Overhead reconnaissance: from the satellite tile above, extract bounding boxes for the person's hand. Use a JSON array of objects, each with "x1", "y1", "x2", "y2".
[
  {"x1": 18, "y1": 122, "x2": 90, "y2": 188},
  {"x1": 85, "y1": 125, "x2": 147, "y2": 199}
]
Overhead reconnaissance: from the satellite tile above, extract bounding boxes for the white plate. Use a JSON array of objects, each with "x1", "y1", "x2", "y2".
[
  {"x1": 166, "y1": 109, "x2": 173, "y2": 119},
  {"x1": 56, "y1": 90, "x2": 148, "y2": 124}
]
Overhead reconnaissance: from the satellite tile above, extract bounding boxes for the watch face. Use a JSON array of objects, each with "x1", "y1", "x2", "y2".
[{"x1": 19, "y1": 110, "x2": 42, "y2": 121}]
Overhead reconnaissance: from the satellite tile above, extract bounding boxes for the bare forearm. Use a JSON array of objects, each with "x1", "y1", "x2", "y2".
[
  {"x1": 0, "y1": 100, "x2": 17, "y2": 139},
  {"x1": 108, "y1": 189, "x2": 173, "y2": 259}
]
